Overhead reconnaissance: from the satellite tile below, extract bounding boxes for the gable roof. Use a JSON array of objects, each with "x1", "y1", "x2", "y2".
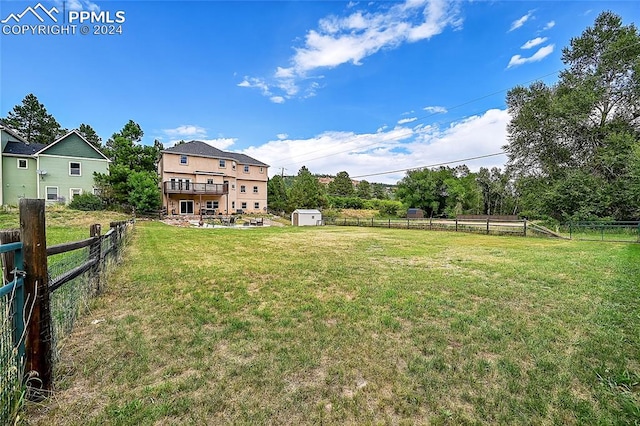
[
  {"x1": 37, "y1": 129, "x2": 110, "y2": 161},
  {"x1": 0, "y1": 121, "x2": 29, "y2": 144},
  {"x1": 3, "y1": 141, "x2": 47, "y2": 156},
  {"x1": 163, "y1": 140, "x2": 269, "y2": 167}
]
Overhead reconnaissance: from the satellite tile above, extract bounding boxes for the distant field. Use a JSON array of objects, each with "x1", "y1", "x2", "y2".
[{"x1": 27, "y1": 223, "x2": 640, "y2": 425}]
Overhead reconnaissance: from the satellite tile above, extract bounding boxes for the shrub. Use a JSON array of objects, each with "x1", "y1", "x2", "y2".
[{"x1": 68, "y1": 193, "x2": 104, "y2": 211}]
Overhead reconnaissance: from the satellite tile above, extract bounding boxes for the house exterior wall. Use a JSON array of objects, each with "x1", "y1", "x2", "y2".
[
  {"x1": 37, "y1": 154, "x2": 108, "y2": 203},
  {"x1": 160, "y1": 151, "x2": 268, "y2": 214},
  {"x1": 2, "y1": 156, "x2": 38, "y2": 205}
]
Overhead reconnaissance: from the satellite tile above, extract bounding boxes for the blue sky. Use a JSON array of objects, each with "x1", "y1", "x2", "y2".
[{"x1": 1, "y1": 0, "x2": 638, "y2": 183}]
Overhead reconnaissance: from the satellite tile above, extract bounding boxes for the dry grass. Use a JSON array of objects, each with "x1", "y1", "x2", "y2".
[{"x1": 23, "y1": 224, "x2": 640, "y2": 425}]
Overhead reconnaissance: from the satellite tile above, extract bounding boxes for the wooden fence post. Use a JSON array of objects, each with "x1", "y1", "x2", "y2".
[
  {"x1": 523, "y1": 219, "x2": 527, "y2": 237},
  {"x1": 19, "y1": 198, "x2": 52, "y2": 397},
  {"x1": 455, "y1": 219, "x2": 458, "y2": 232},
  {"x1": 90, "y1": 224, "x2": 102, "y2": 293},
  {"x1": 486, "y1": 218, "x2": 490, "y2": 235}
]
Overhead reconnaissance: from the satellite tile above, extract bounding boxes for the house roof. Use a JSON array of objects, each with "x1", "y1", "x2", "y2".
[
  {"x1": 0, "y1": 121, "x2": 29, "y2": 144},
  {"x1": 163, "y1": 140, "x2": 269, "y2": 167},
  {"x1": 3, "y1": 141, "x2": 47, "y2": 156}
]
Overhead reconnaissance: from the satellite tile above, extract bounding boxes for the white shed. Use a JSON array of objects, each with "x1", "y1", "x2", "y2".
[{"x1": 292, "y1": 209, "x2": 323, "y2": 226}]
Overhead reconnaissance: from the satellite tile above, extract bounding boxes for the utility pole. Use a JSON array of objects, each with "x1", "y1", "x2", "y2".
[{"x1": 280, "y1": 167, "x2": 286, "y2": 177}]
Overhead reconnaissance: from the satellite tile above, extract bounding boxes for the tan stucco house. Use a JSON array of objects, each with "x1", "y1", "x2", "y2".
[{"x1": 158, "y1": 141, "x2": 269, "y2": 215}]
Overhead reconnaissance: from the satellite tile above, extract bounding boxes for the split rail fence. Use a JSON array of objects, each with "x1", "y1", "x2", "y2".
[{"x1": 0, "y1": 199, "x2": 134, "y2": 424}]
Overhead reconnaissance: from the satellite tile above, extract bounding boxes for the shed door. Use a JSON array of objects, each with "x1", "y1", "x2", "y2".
[{"x1": 293, "y1": 212, "x2": 299, "y2": 226}]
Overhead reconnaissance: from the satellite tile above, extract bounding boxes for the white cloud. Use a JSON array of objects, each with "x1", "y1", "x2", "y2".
[
  {"x1": 158, "y1": 126, "x2": 236, "y2": 150},
  {"x1": 509, "y1": 10, "x2": 534, "y2": 32},
  {"x1": 542, "y1": 20, "x2": 555, "y2": 31},
  {"x1": 398, "y1": 117, "x2": 417, "y2": 124},
  {"x1": 423, "y1": 105, "x2": 447, "y2": 114},
  {"x1": 277, "y1": 133, "x2": 289, "y2": 140},
  {"x1": 163, "y1": 125, "x2": 207, "y2": 139},
  {"x1": 521, "y1": 37, "x2": 547, "y2": 49},
  {"x1": 200, "y1": 138, "x2": 237, "y2": 150},
  {"x1": 507, "y1": 44, "x2": 554, "y2": 68},
  {"x1": 241, "y1": 108, "x2": 510, "y2": 184},
  {"x1": 239, "y1": 0, "x2": 461, "y2": 102},
  {"x1": 270, "y1": 96, "x2": 285, "y2": 104}
]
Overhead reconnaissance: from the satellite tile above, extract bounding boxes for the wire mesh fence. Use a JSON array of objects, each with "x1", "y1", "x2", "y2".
[
  {"x1": 0, "y1": 218, "x2": 134, "y2": 425},
  {"x1": 325, "y1": 217, "x2": 530, "y2": 236},
  {"x1": 566, "y1": 221, "x2": 640, "y2": 242}
]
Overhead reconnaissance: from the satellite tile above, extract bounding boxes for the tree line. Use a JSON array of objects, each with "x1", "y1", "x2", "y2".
[{"x1": 2, "y1": 95, "x2": 162, "y2": 213}]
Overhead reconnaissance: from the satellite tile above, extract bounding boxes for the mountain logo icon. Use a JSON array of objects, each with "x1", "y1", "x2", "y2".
[{"x1": 1, "y1": 3, "x2": 59, "y2": 24}]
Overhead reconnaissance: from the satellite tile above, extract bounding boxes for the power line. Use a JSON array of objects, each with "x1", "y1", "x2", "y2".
[
  {"x1": 351, "y1": 152, "x2": 507, "y2": 179},
  {"x1": 272, "y1": 38, "x2": 640, "y2": 170}
]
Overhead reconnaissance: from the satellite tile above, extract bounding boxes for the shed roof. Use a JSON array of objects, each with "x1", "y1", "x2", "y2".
[{"x1": 293, "y1": 209, "x2": 322, "y2": 214}]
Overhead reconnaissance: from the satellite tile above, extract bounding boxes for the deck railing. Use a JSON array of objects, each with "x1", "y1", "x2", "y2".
[{"x1": 163, "y1": 182, "x2": 228, "y2": 195}]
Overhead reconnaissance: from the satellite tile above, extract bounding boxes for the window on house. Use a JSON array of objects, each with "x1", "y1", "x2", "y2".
[
  {"x1": 180, "y1": 155, "x2": 188, "y2": 165},
  {"x1": 241, "y1": 202, "x2": 247, "y2": 209},
  {"x1": 219, "y1": 159, "x2": 226, "y2": 168},
  {"x1": 17, "y1": 159, "x2": 28, "y2": 169},
  {"x1": 240, "y1": 185, "x2": 246, "y2": 193},
  {"x1": 232, "y1": 201, "x2": 235, "y2": 209},
  {"x1": 70, "y1": 188, "x2": 82, "y2": 200},
  {"x1": 232, "y1": 162, "x2": 236, "y2": 171},
  {"x1": 232, "y1": 184, "x2": 235, "y2": 190},
  {"x1": 69, "y1": 162, "x2": 81, "y2": 176},
  {"x1": 207, "y1": 179, "x2": 214, "y2": 184},
  {"x1": 93, "y1": 188, "x2": 101, "y2": 196},
  {"x1": 205, "y1": 201, "x2": 219, "y2": 209},
  {"x1": 254, "y1": 202, "x2": 260, "y2": 209},
  {"x1": 46, "y1": 187, "x2": 58, "y2": 201},
  {"x1": 244, "y1": 165, "x2": 250, "y2": 173},
  {"x1": 259, "y1": 167, "x2": 264, "y2": 173},
  {"x1": 253, "y1": 186, "x2": 258, "y2": 193}
]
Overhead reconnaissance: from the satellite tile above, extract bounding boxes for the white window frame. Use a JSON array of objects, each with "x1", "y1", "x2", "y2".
[
  {"x1": 69, "y1": 161, "x2": 81, "y2": 176},
  {"x1": 180, "y1": 155, "x2": 188, "y2": 165},
  {"x1": 240, "y1": 185, "x2": 246, "y2": 193},
  {"x1": 70, "y1": 188, "x2": 82, "y2": 200},
  {"x1": 207, "y1": 178, "x2": 214, "y2": 185},
  {"x1": 243, "y1": 165, "x2": 250, "y2": 173},
  {"x1": 254, "y1": 202, "x2": 260, "y2": 209},
  {"x1": 219, "y1": 159, "x2": 226, "y2": 168},
  {"x1": 46, "y1": 186, "x2": 59, "y2": 201},
  {"x1": 179, "y1": 200, "x2": 194, "y2": 215},
  {"x1": 241, "y1": 202, "x2": 247, "y2": 209},
  {"x1": 206, "y1": 200, "x2": 219, "y2": 210},
  {"x1": 259, "y1": 167, "x2": 264, "y2": 174},
  {"x1": 17, "y1": 158, "x2": 28, "y2": 169},
  {"x1": 253, "y1": 186, "x2": 258, "y2": 193}
]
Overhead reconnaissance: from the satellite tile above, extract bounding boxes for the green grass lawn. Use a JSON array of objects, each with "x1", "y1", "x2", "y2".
[{"x1": 27, "y1": 222, "x2": 640, "y2": 425}]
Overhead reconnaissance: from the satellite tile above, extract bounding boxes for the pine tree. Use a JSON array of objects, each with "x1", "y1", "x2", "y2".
[{"x1": 4, "y1": 93, "x2": 63, "y2": 144}]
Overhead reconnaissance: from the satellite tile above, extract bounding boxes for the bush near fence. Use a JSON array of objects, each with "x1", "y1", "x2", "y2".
[{"x1": 0, "y1": 201, "x2": 134, "y2": 425}]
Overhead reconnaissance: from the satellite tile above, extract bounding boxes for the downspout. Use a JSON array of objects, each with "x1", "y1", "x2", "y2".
[{"x1": 36, "y1": 155, "x2": 41, "y2": 199}]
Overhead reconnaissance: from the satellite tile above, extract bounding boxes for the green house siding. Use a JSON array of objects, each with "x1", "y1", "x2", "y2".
[
  {"x1": 41, "y1": 133, "x2": 104, "y2": 159},
  {"x1": 37, "y1": 155, "x2": 108, "y2": 202},
  {"x1": 2, "y1": 156, "x2": 38, "y2": 205}
]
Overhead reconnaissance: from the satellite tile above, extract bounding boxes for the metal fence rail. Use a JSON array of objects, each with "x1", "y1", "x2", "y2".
[{"x1": 0, "y1": 237, "x2": 25, "y2": 425}]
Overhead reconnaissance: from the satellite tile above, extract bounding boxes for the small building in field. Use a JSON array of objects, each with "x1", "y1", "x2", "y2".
[
  {"x1": 292, "y1": 209, "x2": 322, "y2": 226},
  {"x1": 407, "y1": 208, "x2": 424, "y2": 219}
]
